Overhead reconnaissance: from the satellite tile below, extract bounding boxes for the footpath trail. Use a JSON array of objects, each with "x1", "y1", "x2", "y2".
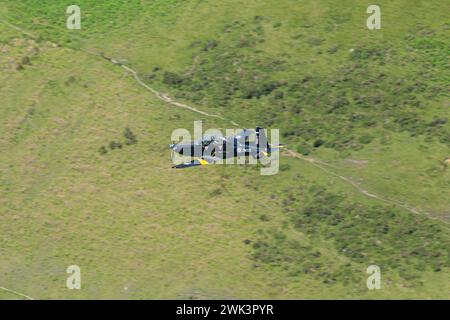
[{"x1": 0, "y1": 286, "x2": 34, "y2": 300}]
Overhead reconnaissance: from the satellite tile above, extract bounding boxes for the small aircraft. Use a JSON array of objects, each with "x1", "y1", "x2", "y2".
[{"x1": 170, "y1": 127, "x2": 286, "y2": 169}]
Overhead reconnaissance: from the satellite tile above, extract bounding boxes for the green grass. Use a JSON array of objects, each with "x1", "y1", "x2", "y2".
[{"x1": 0, "y1": 0, "x2": 449, "y2": 299}]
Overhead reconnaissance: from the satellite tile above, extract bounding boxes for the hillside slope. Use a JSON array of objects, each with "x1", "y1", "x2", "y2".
[{"x1": 0, "y1": 1, "x2": 449, "y2": 299}]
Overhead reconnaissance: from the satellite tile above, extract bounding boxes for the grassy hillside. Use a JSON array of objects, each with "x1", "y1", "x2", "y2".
[
  {"x1": 4, "y1": 0, "x2": 448, "y2": 217},
  {"x1": 0, "y1": 0, "x2": 449, "y2": 299}
]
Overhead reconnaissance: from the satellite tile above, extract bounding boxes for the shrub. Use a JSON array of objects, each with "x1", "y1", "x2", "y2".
[
  {"x1": 163, "y1": 71, "x2": 184, "y2": 86},
  {"x1": 209, "y1": 188, "x2": 222, "y2": 197},
  {"x1": 123, "y1": 127, "x2": 137, "y2": 145},
  {"x1": 273, "y1": 91, "x2": 284, "y2": 99},
  {"x1": 308, "y1": 37, "x2": 325, "y2": 47},
  {"x1": 109, "y1": 141, "x2": 123, "y2": 150},
  {"x1": 328, "y1": 45, "x2": 338, "y2": 54},
  {"x1": 358, "y1": 134, "x2": 374, "y2": 144},
  {"x1": 65, "y1": 75, "x2": 77, "y2": 85},
  {"x1": 203, "y1": 40, "x2": 218, "y2": 51},
  {"x1": 21, "y1": 56, "x2": 31, "y2": 65},
  {"x1": 313, "y1": 139, "x2": 325, "y2": 148},
  {"x1": 242, "y1": 82, "x2": 279, "y2": 99},
  {"x1": 273, "y1": 22, "x2": 282, "y2": 28},
  {"x1": 297, "y1": 142, "x2": 311, "y2": 155}
]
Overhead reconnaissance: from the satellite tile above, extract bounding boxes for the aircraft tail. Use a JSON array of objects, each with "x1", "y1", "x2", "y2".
[{"x1": 255, "y1": 127, "x2": 286, "y2": 158}]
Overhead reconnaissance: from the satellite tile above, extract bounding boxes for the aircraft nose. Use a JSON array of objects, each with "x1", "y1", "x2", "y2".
[{"x1": 169, "y1": 143, "x2": 176, "y2": 149}]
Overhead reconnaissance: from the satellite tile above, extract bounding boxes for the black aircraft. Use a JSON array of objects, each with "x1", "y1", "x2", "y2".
[{"x1": 170, "y1": 127, "x2": 285, "y2": 169}]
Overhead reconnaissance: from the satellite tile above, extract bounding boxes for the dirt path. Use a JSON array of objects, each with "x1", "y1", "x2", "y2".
[
  {"x1": 84, "y1": 50, "x2": 241, "y2": 126},
  {"x1": 283, "y1": 150, "x2": 448, "y2": 225},
  {"x1": 0, "y1": 18, "x2": 36, "y2": 38},
  {"x1": 0, "y1": 286, "x2": 34, "y2": 300}
]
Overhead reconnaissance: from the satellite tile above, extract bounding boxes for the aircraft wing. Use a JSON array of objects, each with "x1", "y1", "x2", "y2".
[{"x1": 172, "y1": 156, "x2": 217, "y2": 169}]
